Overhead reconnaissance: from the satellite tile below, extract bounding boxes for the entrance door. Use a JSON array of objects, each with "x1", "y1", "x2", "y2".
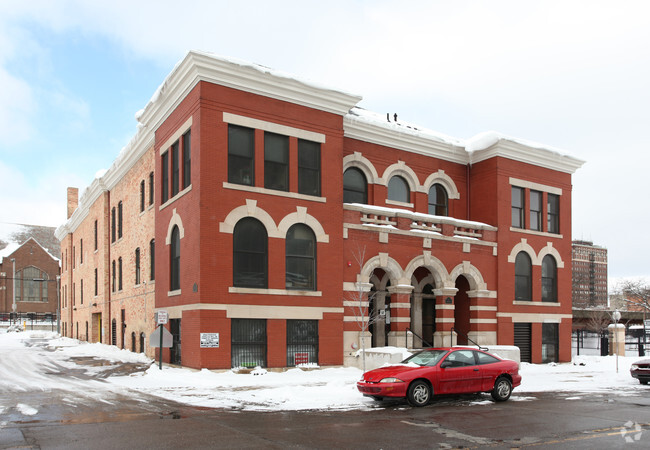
[
  {"x1": 170, "y1": 319, "x2": 181, "y2": 365},
  {"x1": 542, "y1": 323, "x2": 559, "y2": 363},
  {"x1": 421, "y1": 284, "x2": 436, "y2": 347},
  {"x1": 514, "y1": 323, "x2": 532, "y2": 363},
  {"x1": 454, "y1": 276, "x2": 470, "y2": 345}
]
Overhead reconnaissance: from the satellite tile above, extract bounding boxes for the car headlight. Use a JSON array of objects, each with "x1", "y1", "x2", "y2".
[
  {"x1": 631, "y1": 365, "x2": 639, "y2": 370},
  {"x1": 379, "y1": 377, "x2": 404, "y2": 383}
]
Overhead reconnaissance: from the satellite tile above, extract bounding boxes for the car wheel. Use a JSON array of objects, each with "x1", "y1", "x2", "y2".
[
  {"x1": 491, "y1": 376, "x2": 512, "y2": 402},
  {"x1": 407, "y1": 380, "x2": 431, "y2": 407},
  {"x1": 371, "y1": 396, "x2": 383, "y2": 401},
  {"x1": 640, "y1": 380, "x2": 648, "y2": 385}
]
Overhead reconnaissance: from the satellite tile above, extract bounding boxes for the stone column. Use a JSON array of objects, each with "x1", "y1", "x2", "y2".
[
  {"x1": 433, "y1": 287, "x2": 458, "y2": 347},
  {"x1": 608, "y1": 323, "x2": 625, "y2": 356},
  {"x1": 387, "y1": 285, "x2": 413, "y2": 348}
]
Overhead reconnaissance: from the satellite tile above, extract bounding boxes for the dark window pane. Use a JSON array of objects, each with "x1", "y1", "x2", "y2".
[
  {"x1": 298, "y1": 139, "x2": 320, "y2": 196},
  {"x1": 343, "y1": 168, "x2": 367, "y2": 203},
  {"x1": 162, "y1": 152, "x2": 169, "y2": 203},
  {"x1": 183, "y1": 130, "x2": 191, "y2": 189},
  {"x1": 171, "y1": 141, "x2": 179, "y2": 196},
  {"x1": 228, "y1": 125, "x2": 255, "y2": 185},
  {"x1": 542, "y1": 255, "x2": 557, "y2": 302},
  {"x1": 170, "y1": 227, "x2": 180, "y2": 291},
  {"x1": 233, "y1": 218, "x2": 267, "y2": 288},
  {"x1": 547, "y1": 194, "x2": 559, "y2": 234},
  {"x1": 264, "y1": 132, "x2": 289, "y2": 191},
  {"x1": 511, "y1": 186, "x2": 524, "y2": 228},
  {"x1": 387, "y1": 176, "x2": 409, "y2": 203},
  {"x1": 286, "y1": 224, "x2": 316, "y2": 290},
  {"x1": 514, "y1": 252, "x2": 532, "y2": 301},
  {"x1": 428, "y1": 184, "x2": 448, "y2": 216},
  {"x1": 530, "y1": 190, "x2": 542, "y2": 231},
  {"x1": 149, "y1": 172, "x2": 154, "y2": 205}
]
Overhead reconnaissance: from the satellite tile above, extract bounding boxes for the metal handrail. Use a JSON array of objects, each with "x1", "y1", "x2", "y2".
[
  {"x1": 451, "y1": 327, "x2": 488, "y2": 351},
  {"x1": 406, "y1": 327, "x2": 433, "y2": 349}
]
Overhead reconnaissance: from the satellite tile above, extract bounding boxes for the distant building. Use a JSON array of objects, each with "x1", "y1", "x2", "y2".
[
  {"x1": 571, "y1": 240, "x2": 607, "y2": 308},
  {"x1": 0, "y1": 223, "x2": 61, "y2": 317}
]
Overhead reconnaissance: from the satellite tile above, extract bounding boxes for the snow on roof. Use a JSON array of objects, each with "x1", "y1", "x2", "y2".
[{"x1": 0, "y1": 222, "x2": 60, "y2": 260}]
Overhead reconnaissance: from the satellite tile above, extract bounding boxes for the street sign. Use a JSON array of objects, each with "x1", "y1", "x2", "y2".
[
  {"x1": 149, "y1": 326, "x2": 173, "y2": 348},
  {"x1": 155, "y1": 310, "x2": 168, "y2": 325}
]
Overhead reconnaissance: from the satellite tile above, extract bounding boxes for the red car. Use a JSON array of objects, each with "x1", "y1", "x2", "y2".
[
  {"x1": 357, "y1": 347, "x2": 522, "y2": 407},
  {"x1": 630, "y1": 359, "x2": 650, "y2": 384}
]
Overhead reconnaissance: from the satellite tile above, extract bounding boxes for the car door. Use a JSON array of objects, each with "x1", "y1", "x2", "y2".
[
  {"x1": 437, "y1": 350, "x2": 482, "y2": 394},
  {"x1": 475, "y1": 350, "x2": 504, "y2": 391}
]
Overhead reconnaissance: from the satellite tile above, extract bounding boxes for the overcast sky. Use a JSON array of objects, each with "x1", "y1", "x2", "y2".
[{"x1": 0, "y1": 0, "x2": 648, "y2": 279}]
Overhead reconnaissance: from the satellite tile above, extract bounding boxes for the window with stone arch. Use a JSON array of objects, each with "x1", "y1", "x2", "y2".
[
  {"x1": 541, "y1": 255, "x2": 557, "y2": 303},
  {"x1": 514, "y1": 251, "x2": 532, "y2": 301},
  {"x1": 428, "y1": 183, "x2": 448, "y2": 216},
  {"x1": 233, "y1": 218, "x2": 268, "y2": 288},
  {"x1": 387, "y1": 175, "x2": 410, "y2": 203},
  {"x1": 285, "y1": 224, "x2": 316, "y2": 291},
  {"x1": 343, "y1": 167, "x2": 367, "y2": 204},
  {"x1": 170, "y1": 226, "x2": 181, "y2": 291}
]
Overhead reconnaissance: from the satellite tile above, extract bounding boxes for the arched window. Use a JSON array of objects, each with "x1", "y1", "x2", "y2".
[
  {"x1": 428, "y1": 183, "x2": 448, "y2": 216},
  {"x1": 514, "y1": 252, "x2": 532, "y2": 301},
  {"x1": 387, "y1": 175, "x2": 409, "y2": 203},
  {"x1": 286, "y1": 224, "x2": 316, "y2": 290},
  {"x1": 233, "y1": 218, "x2": 267, "y2": 288},
  {"x1": 343, "y1": 167, "x2": 367, "y2": 204},
  {"x1": 542, "y1": 255, "x2": 557, "y2": 302},
  {"x1": 170, "y1": 226, "x2": 180, "y2": 291}
]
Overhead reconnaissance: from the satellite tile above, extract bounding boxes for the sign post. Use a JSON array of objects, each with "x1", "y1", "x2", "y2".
[{"x1": 153, "y1": 310, "x2": 169, "y2": 370}]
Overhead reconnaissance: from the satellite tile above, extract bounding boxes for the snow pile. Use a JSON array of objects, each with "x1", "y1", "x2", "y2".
[{"x1": 2, "y1": 331, "x2": 649, "y2": 412}]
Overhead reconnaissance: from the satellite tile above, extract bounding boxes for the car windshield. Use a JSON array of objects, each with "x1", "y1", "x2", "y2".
[{"x1": 402, "y1": 349, "x2": 448, "y2": 367}]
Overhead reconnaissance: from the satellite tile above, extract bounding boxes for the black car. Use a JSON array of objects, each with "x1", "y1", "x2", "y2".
[{"x1": 630, "y1": 359, "x2": 650, "y2": 384}]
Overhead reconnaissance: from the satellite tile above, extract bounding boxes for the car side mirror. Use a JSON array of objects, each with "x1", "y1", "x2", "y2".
[{"x1": 440, "y1": 361, "x2": 451, "y2": 369}]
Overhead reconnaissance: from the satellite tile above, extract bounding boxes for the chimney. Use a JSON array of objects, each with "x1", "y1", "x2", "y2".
[{"x1": 67, "y1": 187, "x2": 79, "y2": 219}]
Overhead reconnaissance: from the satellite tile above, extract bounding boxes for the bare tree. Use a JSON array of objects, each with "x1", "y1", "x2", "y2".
[
  {"x1": 615, "y1": 279, "x2": 650, "y2": 314},
  {"x1": 584, "y1": 309, "x2": 612, "y2": 336},
  {"x1": 345, "y1": 245, "x2": 381, "y2": 373}
]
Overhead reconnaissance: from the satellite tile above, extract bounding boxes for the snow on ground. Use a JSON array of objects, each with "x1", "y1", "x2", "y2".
[{"x1": 1, "y1": 330, "x2": 647, "y2": 413}]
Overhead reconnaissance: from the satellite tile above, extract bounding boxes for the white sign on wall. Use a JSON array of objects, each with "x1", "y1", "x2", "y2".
[{"x1": 200, "y1": 333, "x2": 219, "y2": 348}]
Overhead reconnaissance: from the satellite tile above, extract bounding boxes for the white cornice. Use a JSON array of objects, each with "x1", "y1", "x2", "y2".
[
  {"x1": 138, "y1": 51, "x2": 362, "y2": 133},
  {"x1": 344, "y1": 115, "x2": 468, "y2": 164},
  {"x1": 469, "y1": 139, "x2": 585, "y2": 174}
]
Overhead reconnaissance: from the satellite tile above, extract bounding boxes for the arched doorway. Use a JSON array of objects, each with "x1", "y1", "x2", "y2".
[
  {"x1": 454, "y1": 276, "x2": 470, "y2": 345},
  {"x1": 421, "y1": 284, "x2": 436, "y2": 347},
  {"x1": 369, "y1": 270, "x2": 391, "y2": 348}
]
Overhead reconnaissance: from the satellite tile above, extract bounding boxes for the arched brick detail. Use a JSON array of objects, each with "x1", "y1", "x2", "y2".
[
  {"x1": 218, "y1": 199, "x2": 281, "y2": 238},
  {"x1": 449, "y1": 261, "x2": 488, "y2": 291},
  {"x1": 342, "y1": 152, "x2": 380, "y2": 184},
  {"x1": 537, "y1": 243, "x2": 565, "y2": 268},
  {"x1": 507, "y1": 238, "x2": 538, "y2": 265},
  {"x1": 422, "y1": 170, "x2": 460, "y2": 198},
  {"x1": 381, "y1": 161, "x2": 420, "y2": 192},
  {"x1": 165, "y1": 209, "x2": 185, "y2": 245},
  {"x1": 360, "y1": 253, "x2": 406, "y2": 286},
  {"x1": 403, "y1": 252, "x2": 450, "y2": 289},
  {"x1": 278, "y1": 206, "x2": 329, "y2": 243}
]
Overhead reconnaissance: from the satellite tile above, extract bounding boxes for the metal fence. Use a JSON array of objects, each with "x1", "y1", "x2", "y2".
[
  {"x1": 0, "y1": 312, "x2": 59, "y2": 331},
  {"x1": 573, "y1": 329, "x2": 649, "y2": 357}
]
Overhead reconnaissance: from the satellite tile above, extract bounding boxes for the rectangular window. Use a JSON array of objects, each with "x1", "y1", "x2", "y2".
[
  {"x1": 73, "y1": 246, "x2": 75, "y2": 269},
  {"x1": 80, "y1": 239, "x2": 83, "y2": 264},
  {"x1": 171, "y1": 140, "x2": 179, "y2": 197},
  {"x1": 162, "y1": 152, "x2": 169, "y2": 203},
  {"x1": 264, "y1": 132, "x2": 289, "y2": 191},
  {"x1": 183, "y1": 130, "x2": 191, "y2": 189},
  {"x1": 298, "y1": 139, "x2": 320, "y2": 196},
  {"x1": 140, "y1": 180, "x2": 145, "y2": 212},
  {"x1": 228, "y1": 125, "x2": 255, "y2": 185},
  {"x1": 94, "y1": 220, "x2": 98, "y2": 250},
  {"x1": 511, "y1": 186, "x2": 525, "y2": 229},
  {"x1": 231, "y1": 319, "x2": 267, "y2": 368},
  {"x1": 80, "y1": 279, "x2": 83, "y2": 304},
  {"x1": 135, "y1": 248, "x2": 141, "y2": 285},
  {"x1": 112, "y1": 260, "x2": 116, "y2": 292},
  {"x1": 530, "y1": 190, "x2": 542, "y2": 231},
  {"x1": 150, "y1": 239, "x2": 155, "y2": 281},
  {"x1": 118, "y1": 202, "x2": 123, "y2": 239},
  {"x1": 94, "y1": 268, "x2": 98, "y2": 296},
  {"x1": 547, "y1": 194, "x2": 560, "y2": 234},
  {"x1": 542, "y1": 323, "x2": 559, "y2": 363},
  {"x1": 118, "y1": 258, "x2": 123, "y2": 291},
  {"x1": 286, "y1": 320, "x2": 318, "y2": 367},
  {"x1": 149, "y1": 172, "x2": 154, "y2": 205}
]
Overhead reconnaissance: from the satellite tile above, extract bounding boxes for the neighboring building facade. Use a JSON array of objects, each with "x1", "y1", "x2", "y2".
[
  {"x1": 571, "y1": 240, "x2": 608, "y2": 309},
  {"x1": 0, "y1": 223, "x2": 61, "y2": 317},
  {"x1": 56, "y1": 51, "x2": 584, "y2": 367}
]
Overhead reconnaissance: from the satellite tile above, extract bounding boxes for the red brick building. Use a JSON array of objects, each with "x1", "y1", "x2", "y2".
[
  {"x1": 1, "y1": 223, "x2": 60, "y2": 318},
  {"x1": 56, "y1": 51, "x2": 583, "y2": 367}
]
